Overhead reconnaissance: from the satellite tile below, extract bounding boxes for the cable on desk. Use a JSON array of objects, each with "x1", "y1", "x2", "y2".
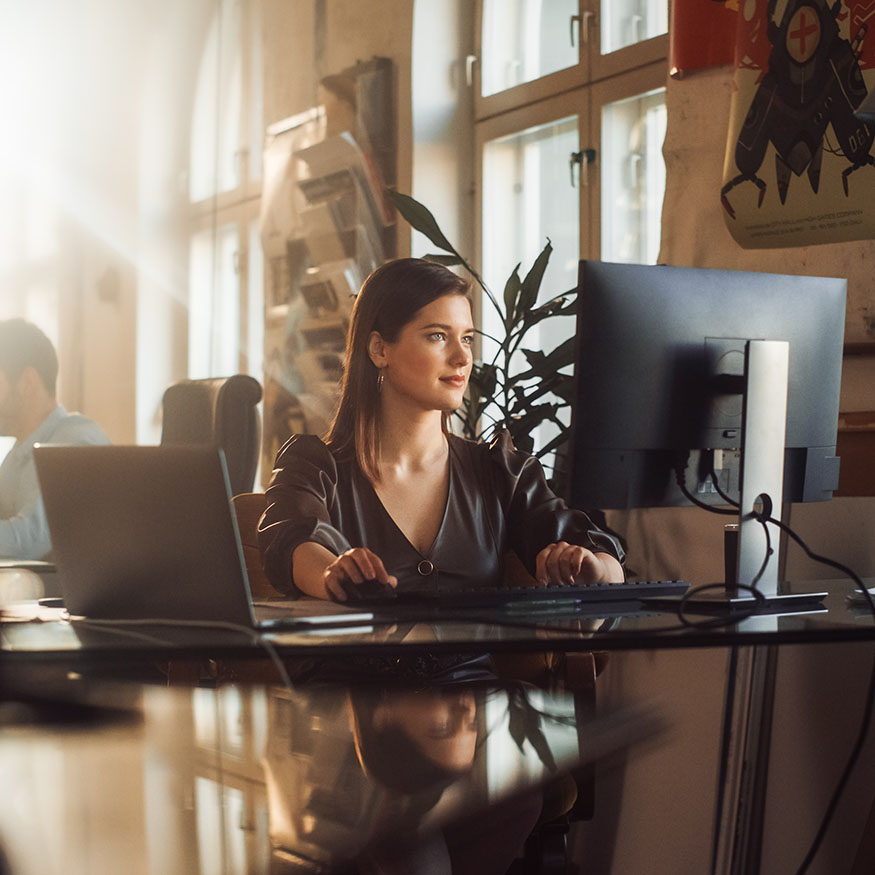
[
  {"x1": 684, "y1": 458, "x2": 874, "y2": 617},
  {"x1": 695, "y1": 461, "x2": 875, "y2": 874},
  {"x1": 69, "y1": 617, "x2": 294, "y2": 691},
  {"x1": 763, "y1": 515, "x2": 875, "y2": 614},
  {"x1": 794, "y1": 645, "x2": 875, "y2": 875}
]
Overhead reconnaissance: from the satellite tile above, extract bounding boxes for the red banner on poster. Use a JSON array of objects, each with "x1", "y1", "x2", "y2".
[{"x1": 669, "y1": 0, "x2": 739, "y2": 77}]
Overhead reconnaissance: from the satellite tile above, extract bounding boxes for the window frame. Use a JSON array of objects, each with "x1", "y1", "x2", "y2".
[
  {"x1": 473, "y1": 0, "x2": 669, "y2": 122},
  {"x1": 588, "y1": 58, "x2": 670, "y2": 260},
  {"x1": 185, "y1": 0, "x2": 264, "y2": 384},
  {"x1": 474, "y1": 2, "x2": 669, "y2": 272},
  {"x1": 473, "y1": 88, "x2": 593, "y2": 327}
]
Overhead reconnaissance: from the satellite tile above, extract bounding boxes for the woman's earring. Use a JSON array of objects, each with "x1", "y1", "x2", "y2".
[{"x1": 377, "y1": 369, "x2": 384, "y2": 391}]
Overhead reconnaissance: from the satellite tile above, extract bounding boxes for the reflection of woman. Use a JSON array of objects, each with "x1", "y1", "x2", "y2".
[
  {"x1": 350, "y1": 686, "x2": 479, "y2": 794},
  {"x1": 349, "y1": 684, "x2": 543, "y2": 875},
  {"x1": 258, "y1": 258, "x2": 624, "y2": 600}
]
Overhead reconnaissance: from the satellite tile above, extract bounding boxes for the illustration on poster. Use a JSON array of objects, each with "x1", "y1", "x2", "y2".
[{"x1": 721, "y1": 0, "x2": 875, "y2": 220}]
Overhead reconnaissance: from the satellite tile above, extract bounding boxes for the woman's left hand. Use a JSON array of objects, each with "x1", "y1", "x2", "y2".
[{"x1": 534, "y1": 542, "x2": 622, "y2": 586}]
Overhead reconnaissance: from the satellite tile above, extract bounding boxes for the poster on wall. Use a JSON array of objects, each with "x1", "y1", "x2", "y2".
[{"x1": 721, "y1": 0, "x2": 875, "y2": 249}]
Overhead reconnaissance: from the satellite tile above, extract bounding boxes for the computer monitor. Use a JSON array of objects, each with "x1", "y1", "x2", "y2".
[{"x1": 568, "y1": 260, "x2": 847, "y2": 595}]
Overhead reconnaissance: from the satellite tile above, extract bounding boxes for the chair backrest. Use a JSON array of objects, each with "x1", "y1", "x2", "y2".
[
  {"x1": 231, "y1": 492, "x2": 281, "y2": 600},
  {"x1": 161, "y1": 375, "x2": 262, "y2": 495}
]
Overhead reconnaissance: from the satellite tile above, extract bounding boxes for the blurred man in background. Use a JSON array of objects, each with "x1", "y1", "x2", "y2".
[{"x1": 0, "y1": 319, "x2": 109, "y2": 559}]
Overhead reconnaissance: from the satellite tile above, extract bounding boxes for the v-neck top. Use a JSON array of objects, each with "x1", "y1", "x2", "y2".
[{"x1": 258, "y1": 431, "x2": 624, "y2": 597}]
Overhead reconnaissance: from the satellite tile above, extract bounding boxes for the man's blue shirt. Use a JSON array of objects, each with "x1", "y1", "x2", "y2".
[{"x1": 0, "y1": 406, "x2": 109, "y2": 559}]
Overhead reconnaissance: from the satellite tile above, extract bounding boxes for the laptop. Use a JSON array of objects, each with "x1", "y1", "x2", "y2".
[{"x1": 32, "y1": 444, "x2": 371, "y2": 630}]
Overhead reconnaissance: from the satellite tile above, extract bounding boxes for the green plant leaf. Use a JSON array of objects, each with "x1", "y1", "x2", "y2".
[
  {"x1": 545, "y1": 336, "x2": 576, "y2": 370},
  {"x1": 510, "y1": 430, "x2": 535, "y2": 454},
  {"x1": 386, "y1": 190, "x2": 456, "y2": 253},
  {"x1": 522, "y1": 293, "x2": 575, "y2": 329},
  {"x1": 502, "y1": 264, "x2": 522, "y2": 328},
  {"x1": 518, "y1": 240, "x2": 553, "y2": 314},
  {"x1": 536, "y1": 429, "x2": 572, "y2": 460},
  {"x1": 549, "y1": 373, "x2": 576, "y2": 405},
  {"x1": 423, "y1": 253, "x2": 464, "y2": 266},
  {"x1": 516, "y1": 337, "x2": 575, "y2": 380},
  {"x1": 509, "y1": 402, "x2": 560, "y2": 434},
  {"x1": 470, "y1": 362, "x2": 498, "y2": 399},
  {"x1": 520, "y1": 348, "x2": 547, "y2": 370},
  {"x1": 554, "y1": 296, "x2": 577, "y2": 316},
  {"x1": 507, "y1": 372, "x2": 568, "y2": 410}
]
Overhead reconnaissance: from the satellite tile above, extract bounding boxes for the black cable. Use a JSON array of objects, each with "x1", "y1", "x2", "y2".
[
  {"x1": 689, "y1": 466, "x2": 875, "y2": 873},
  {"x1": 754, "y1": 520, "x2": 875, "y2": 875},
  {"x1": 709, "y1": 469, "x2": 739, "y2": 507},
  {"x1": 794, "y1": 646, "x2": 875, "y2": 875},
  {"x1": 764, "y1": 515, "x2": 875, "y2": 614},
  {"x1": 675, "y1": 463, "x2": 737, "y2": 515},
  {"x1": 70, "y1": 617, "x2": 295, "y2": 690},
  {"x1": 749, "y1": 515, "x2": 773, "y2": 590},
  {"x1": 673, "y1": 582, "x2": 766, "y2": 629}
]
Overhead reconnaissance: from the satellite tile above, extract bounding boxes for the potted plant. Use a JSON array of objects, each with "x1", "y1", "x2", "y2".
[{"x1": 386, "y1": 190, "x2": 577, "y2": 476}]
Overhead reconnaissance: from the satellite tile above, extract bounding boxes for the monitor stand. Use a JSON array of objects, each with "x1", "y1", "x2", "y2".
[{"x1": 681, "y1": 340, "x2": 827, "y2": 614}]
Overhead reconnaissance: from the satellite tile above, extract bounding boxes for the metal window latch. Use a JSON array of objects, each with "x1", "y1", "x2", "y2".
[
  {"x1": 465, "y1": 54, "x2": 477, "y2": 87},
  {"x1": 570, "y1": 149, "x2": 597, "y2": 186},
  {"x1": 572, "y1": 10, "x2": 595, "y2": 44},
  {"x1": 574, "y1": 10, "x2": 595, "y2": 43}
]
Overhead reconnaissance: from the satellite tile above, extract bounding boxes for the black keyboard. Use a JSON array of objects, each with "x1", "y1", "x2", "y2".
[{"x1": 354, "y1": 579, "x2": 689, "y2": 611}]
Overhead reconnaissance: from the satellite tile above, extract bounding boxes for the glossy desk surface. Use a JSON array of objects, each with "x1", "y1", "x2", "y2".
[
  {"x1": 0, "y1": 675, "x2": 662, "y2": 875},
  {"x1": 1, "y1": 579, "x2": 874, "y2": 665}
]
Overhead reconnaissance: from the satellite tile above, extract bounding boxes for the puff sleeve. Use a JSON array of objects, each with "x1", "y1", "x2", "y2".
[
  {"x1": 484, "y1": 431, "x2": 624, "y2": 576},
  {"x1": 257, "y1": 434, "x2": 352, "y2": 596}
]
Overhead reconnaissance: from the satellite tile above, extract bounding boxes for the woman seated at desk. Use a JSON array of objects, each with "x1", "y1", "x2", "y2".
[{"x1": 257, "y1": 257, "x2": 624, "y2": 602}]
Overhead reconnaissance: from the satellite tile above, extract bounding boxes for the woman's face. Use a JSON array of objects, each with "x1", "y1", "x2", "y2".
[
  {"x1": 370, "y1": 294, "x2": 474, "y2": 413},
  {"x1": 373, "y1": 688, "x2": 478, "y2": 772}
]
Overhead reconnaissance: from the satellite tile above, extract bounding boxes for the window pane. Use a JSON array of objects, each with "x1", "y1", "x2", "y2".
[
  {"x1": 246, "y1": 218, "x2": 264, "y2": 384},
  {"x1": 189, "y1": 224, "x2": 241, "y2": 378},
  {"x1": 481, "y1": 0, "x2": 579, "y2": 96},
  {"x1": 481, "y1": 115, "x2": 579, "y2": 460},
  {"x1": 247, "y1": 0, "x2": 264, "y2": 184},
  {"x1": 189, "y1": 0, "x2": 243, "y2": 202},
  {"x1": 600, "y1": 88, "x2": 666, "y2": 265},
  {"x1": 600, "y1": 0, "x2": 668, "y2": 55}
]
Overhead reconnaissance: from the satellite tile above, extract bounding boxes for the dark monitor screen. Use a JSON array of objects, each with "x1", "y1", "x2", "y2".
[{"x1": 569, "y1": 261, "x2": 846, "y2": 512}]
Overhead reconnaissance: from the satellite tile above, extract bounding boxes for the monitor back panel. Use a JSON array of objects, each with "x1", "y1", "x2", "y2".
[{"x1": 34, "y1": 445, "x2": 256, "y2": 625}]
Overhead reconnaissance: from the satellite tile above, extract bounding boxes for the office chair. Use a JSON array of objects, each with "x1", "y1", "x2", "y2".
[
  {"x1": 160, "y1": 375, "x2": 263, "y2": 496},
  {"x1": 232, "y1": 492, "x2": 285, "y2": 600}
]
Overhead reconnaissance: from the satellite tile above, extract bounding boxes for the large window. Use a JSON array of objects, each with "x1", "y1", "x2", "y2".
[
  {"x1": 474, "y1": 0, "x2": 669, "y2": 462},
  {"x1": 187, "y1": 0, "x2": 264, "y2": 385}
]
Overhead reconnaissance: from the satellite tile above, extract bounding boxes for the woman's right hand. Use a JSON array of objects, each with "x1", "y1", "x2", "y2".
[{"x1": 323, "y1": 547, "x2": 398, "y2": 602}]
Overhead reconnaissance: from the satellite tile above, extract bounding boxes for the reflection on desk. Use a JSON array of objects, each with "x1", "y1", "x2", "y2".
[
  {"x1": 0, "y1": 678, "x2": 662, "y2": 875},
  {"x1": 2, "y1": 580, "x2": 874, "y2": 671}
]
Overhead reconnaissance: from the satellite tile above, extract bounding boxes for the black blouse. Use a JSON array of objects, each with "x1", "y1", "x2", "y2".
[{"x1": 257, "y1": 431, "x2": 624, "y2": 597}]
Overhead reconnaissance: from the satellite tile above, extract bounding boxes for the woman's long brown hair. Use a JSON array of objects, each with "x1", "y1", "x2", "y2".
[{"x1": 324, "y1": 258, "x2": 471, "y2": 482}]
